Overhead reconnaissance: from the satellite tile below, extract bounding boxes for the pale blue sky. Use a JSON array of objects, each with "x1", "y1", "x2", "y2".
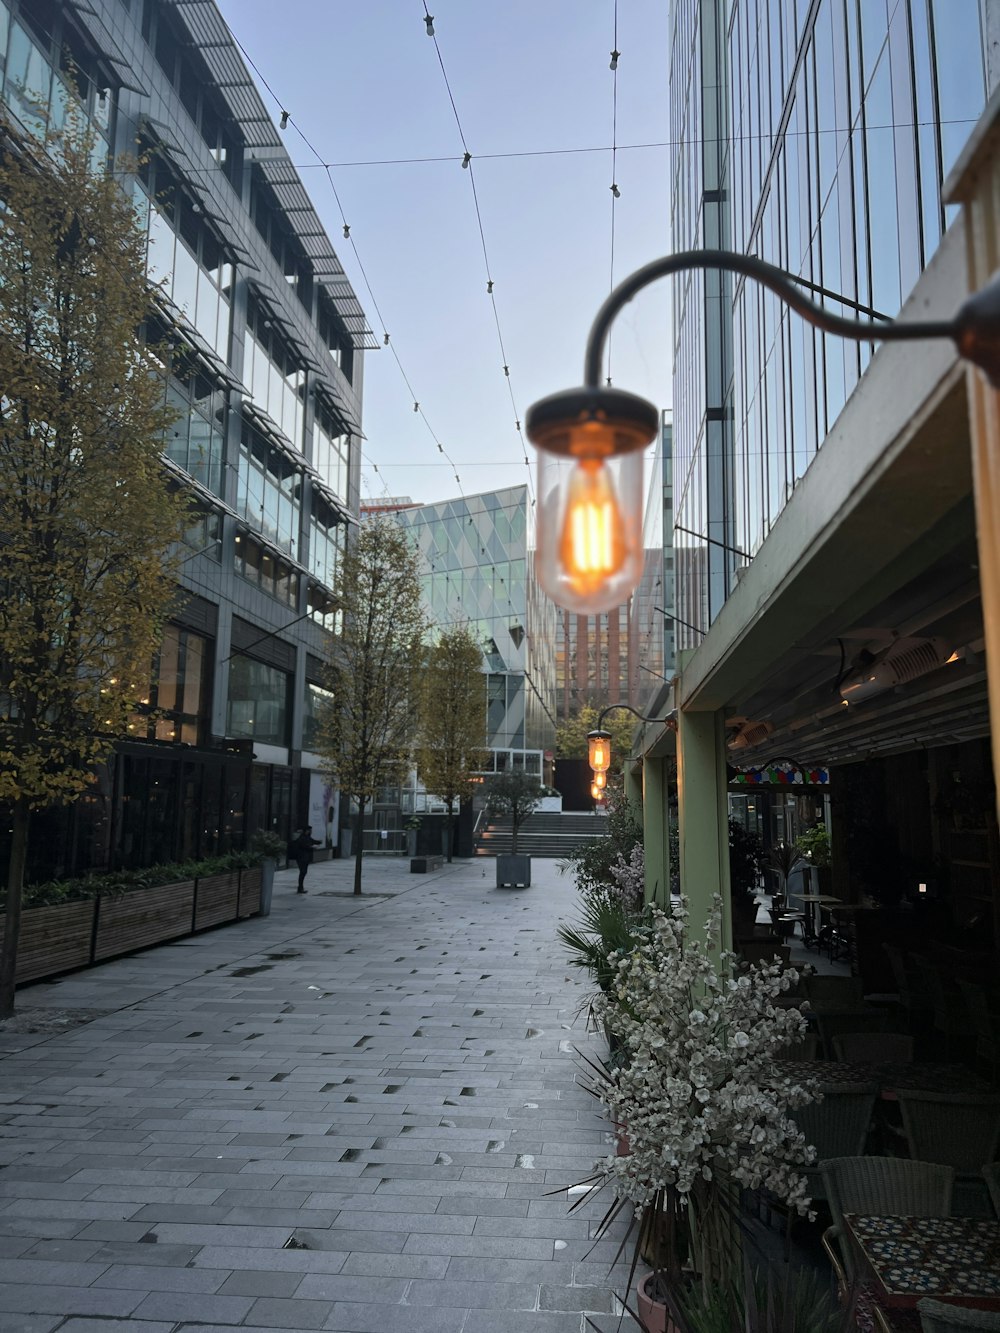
[{"x1": 216, "y1": 0, "x2": 673, "y2": 508}]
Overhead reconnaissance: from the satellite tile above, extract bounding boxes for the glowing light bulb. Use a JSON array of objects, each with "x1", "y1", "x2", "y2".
[
  {"x1": 588, "y1": 730, "x2": 611, "y2": 774},
  {"x1": 558, "y1": 459, "x2": 625, "y2": 596},
  {"x1": 591, "y1": 782, "x2": 603, "y2": 800},
  {"x1": 593, "y1": 769, "x2": 606, "y2": 790}
]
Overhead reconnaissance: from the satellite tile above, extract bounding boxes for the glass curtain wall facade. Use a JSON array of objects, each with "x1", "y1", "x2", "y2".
[
  {"x1": 0, "y1": 0, "x2": 373, "y2": 881},
  {"x1": 671, "y1": 0, "x2": 987, "y2": 646},
  {"x1": 395, "y1": 486, "x2": 558, "y2": 782}
]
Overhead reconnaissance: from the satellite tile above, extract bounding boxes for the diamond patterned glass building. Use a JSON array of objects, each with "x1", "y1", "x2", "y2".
[{"x1": 394, "y1": 486, "x2": 558, "y2": 782}]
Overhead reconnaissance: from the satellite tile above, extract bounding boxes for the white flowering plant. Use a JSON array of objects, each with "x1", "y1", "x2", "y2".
[{"x1": 579, "y1": 894, "x2": 818, "y2": 1302}]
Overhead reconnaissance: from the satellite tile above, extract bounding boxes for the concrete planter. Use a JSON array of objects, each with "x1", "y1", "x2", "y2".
[
  {"x1": 496, "y1": 853, "x2": 531, "y2": 888},
  {"x1": 259, "y1": 858, "x2": 276, "y2": 916}
]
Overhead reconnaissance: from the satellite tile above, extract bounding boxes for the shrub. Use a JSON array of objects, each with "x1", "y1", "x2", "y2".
[{"x1": 7, "y1": 851, "x2": 256, "y2": 910}]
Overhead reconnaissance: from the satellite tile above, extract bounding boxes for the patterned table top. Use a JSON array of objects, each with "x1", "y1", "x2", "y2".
[
  {"x1": 774, "y1": 1060, "x2": 992, "y2": 1093},
  {"x1": 844, "y1": 1214, "x2": 1000, "y2": 1309}
]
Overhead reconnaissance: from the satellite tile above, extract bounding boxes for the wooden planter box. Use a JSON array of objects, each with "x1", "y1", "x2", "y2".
[
  {"x1": 238, "y1": 865, "x2": 261, "y2": 917},
  {"x1": 193, "y1": 871, "x2": 240, "y2": 930},
  {"x1": 5, "y1": 862, "x2": 265, "y2": 986},
  {"x1": 94, "y1": 880, "x2": 194, "y2": 961},
  {"x1": 0, "y1": 899, "x2": 97, "y2": 984}
]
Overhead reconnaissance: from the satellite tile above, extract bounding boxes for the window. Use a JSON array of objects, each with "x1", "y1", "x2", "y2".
[
  {"x1": 243, "y1": 297, "x2": 306, "y2": 448},
  {"x1": 139, "y1": 151, "x2": 235, "y2": 361},
  {"x1": 227, "y1": 654, "x2": 291, "y2": 747},
  {"x1": 302, "y1": 682, "x2": 333, "y2": 751},
  {"x1": 308, "y1": 495, "x2": 344, "y2": 592},
  {"x1": 312, "y1": 396, "x2": 350, "y2": 503},
  {"x1": 236, "y1": 424, "x2": 301, "y2": 554},
  {"x1": 234, "y1": 531, "x2": 297, "y2": 608},
  {"x1": 128, "y1": 625, "x2": 212, "y2": 746},
  {"x1": 161, "y1": 355, "x2": 226, "y2": 497}
]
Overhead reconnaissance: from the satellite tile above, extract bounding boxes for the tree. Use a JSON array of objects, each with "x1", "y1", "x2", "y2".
[
  {"x1": 555, "y1": 701, "x2": 638, "y2": 775},
  {"x1": 0, "y1": 111, "x2": 188, "y2": 1017},
  {"x1": 484, "y1": 769, "x2": 544, "y2": 855},
  {"x1": 415, "y1": 625, "x2": 489, "y2": 862},
  {"x1": 318, "y1": 517, "x2": 426, "y2": 895}
]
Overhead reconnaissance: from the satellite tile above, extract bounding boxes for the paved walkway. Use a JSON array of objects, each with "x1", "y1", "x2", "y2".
[{"x1": 0, "y1": 856, "x2": 631, "y2": 1333}]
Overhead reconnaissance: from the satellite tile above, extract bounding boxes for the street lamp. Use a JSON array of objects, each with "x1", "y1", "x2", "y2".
[
  {"x1": 526, "y1": 248, "x2": 1000, "y2": 614},
  {"x1": 586, "y1": 702, "x2": 676, "y2": 782}
]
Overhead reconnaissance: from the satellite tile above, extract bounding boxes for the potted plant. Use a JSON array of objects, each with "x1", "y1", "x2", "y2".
[
  {"x1": 795, "y1": 825, "x2": 832, "y2": 896},
  {"x1": 578, "y1": 896, "x2": 818, "y2": 1328},
  {"x1": 484, "y1": 769, "x2": 543, "y2": 887},
  {"x1": 403, "y1": 816, "x2": 421, "y2": 859},
  {"x1": 766, "y1": 840, "x2": 805, "y2": 898},
  {"x1": 251, "y1": 829, "x2": 286, "y2": 917}
]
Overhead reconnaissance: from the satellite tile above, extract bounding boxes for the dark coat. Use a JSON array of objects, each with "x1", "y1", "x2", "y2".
[{"x1": 291, "y1": 832, "x2": 320, "y2": 865}]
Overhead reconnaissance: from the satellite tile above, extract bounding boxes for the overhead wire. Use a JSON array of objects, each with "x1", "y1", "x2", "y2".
[
  {"x1": 607, "y1": 0, "x2": 620, "y2": 387},
  {"x1": 228, "y1": 27, "x2": 468, "y2": 499},
  {"x1": 418, "y1": 1, "x2": 535, "y2": 507}
]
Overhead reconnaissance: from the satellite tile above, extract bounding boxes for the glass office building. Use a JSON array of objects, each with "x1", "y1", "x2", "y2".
[
  {"x1": 395, "y1": 486, "x2": 558, "y2": 781},
  {"x1": 671, "y1": 0, "x2": 989, "y2": 648},
  {"x1": 0, "y1": 0, "x2": 372, "y2": 879}
]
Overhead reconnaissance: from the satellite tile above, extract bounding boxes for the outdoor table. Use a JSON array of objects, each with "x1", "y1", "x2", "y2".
[
  {"x1": 774, "y1": 1060, "x2": 991, "y2": 1096},
  {"x1": 843, "y1": 1213, "x2": 1000, "y2": 1311},
  {"x1": 791, "y1": 892, "x2": 842, "y2": 942}
]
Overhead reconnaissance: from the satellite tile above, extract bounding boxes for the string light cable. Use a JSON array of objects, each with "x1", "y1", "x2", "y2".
[
  {"x1": 607, "y1": 0, "x2": 620, "y2": 386},
  {"x1": 226, "y1": 25, "x2": 468, "y2": 499},
  {"x1": 418, "y1": 2, "x2": 535, "y2": 506}
]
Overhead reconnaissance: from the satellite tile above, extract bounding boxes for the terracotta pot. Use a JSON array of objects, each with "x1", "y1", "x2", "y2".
[{"x1": 637, "y1": 1273, "x2": 682, "y2": 1333}]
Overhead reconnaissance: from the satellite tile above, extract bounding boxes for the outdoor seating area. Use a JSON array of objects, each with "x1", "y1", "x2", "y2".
[{"x1": 751, "y1": 929, "x2": 1000, "y2": 1329}]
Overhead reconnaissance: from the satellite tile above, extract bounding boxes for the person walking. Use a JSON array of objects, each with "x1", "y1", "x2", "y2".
[{"x1": 291, "y1": 825, "x2": 321, "y2": 893}]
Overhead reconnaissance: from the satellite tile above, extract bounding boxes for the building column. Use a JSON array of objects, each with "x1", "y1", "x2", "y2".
[
  {"x1": 677, "y1": 707, "x2": 731, "y2": 951},
  {"x1": 948, "y1": 97, "x2": 1000, "y2": 835},
  {"x1": 623, "y1": 759, "x2": 643, "y2": 825},
  {"x1": 211, "y1": 603, "x2": 233, "y2": 738},
  {"x1": 642, "y1": 756, "x2": 671, "y2": 908}
]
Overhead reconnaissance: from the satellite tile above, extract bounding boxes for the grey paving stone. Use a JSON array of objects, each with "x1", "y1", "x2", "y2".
[
  {"x1": 242, "y1": 1295, "x2": 336, "y2": 1329},
  {"x1": 339, "y1": 1251, "x2": 450, "y2": 1278},
  {"x1": 287, "y1": 1272, "x2": 409, "y2": 1303},
  {"x1": 322, "y1": 1306, "x2": 468, "y2": 1333},
  {"x1": 217, "y1": 1269, "x2": 304, "y2": 1296},
  {"x1": 58, "y1": 1322, "x2": 176, "y2": 1333},
  {"x1": 130, "y1": 1290, "x2": 254, "y2": 1323},
  {"x1": 92, "y1": 1262, "x2": 230, "y2": 1292},
  {"x1": 404, "y1": 1278, "x2": 543, "y2": 1309},
  {"x1": 541, "y1": 1283, "x2": 617, "y2": 1312},
  {"x1": 0, "y1": 1281, "x2": 144, "y2": 1317},
  {"x1": 0, "y1": 1317, "x2": 62, "y2": 1333},
  {"x1": 0, "y1": 859, "x2": 624, "y2": 1333},
  {"x1": 456, "y1": 1311, "x2": 587, "y2": 1333}
]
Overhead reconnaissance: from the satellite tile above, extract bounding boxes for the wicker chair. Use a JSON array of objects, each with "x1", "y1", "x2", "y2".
[
  {"x1": 819, "y1": 1155, "x2": 953, "y2": 1292},
  {"x1": 917, "y1": 1299, "x2": 1000, "y2": 1331},
  {"x1": 897, "y1": 1089, "x2": 1000, "y2": 1216},
  {"x1": 791, "y1": 1081, "x2": 880, "y2": 1202},
  {"x1": 781, "y1": 1032, "x2": 820, "y2": 1060},
  {"x1": 832, "y1": 1031, "x2": 915, "y2": 1063},
  {"x1": 815, "y1": 1006, "x2": 889, "y2": 1059}
]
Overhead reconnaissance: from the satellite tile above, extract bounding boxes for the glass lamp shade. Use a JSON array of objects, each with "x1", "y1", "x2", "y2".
[
  {"x1": 592, "y1": 769, "x2": 607, "y2": 790},
  {"x1": 588, "y1": 729, "x2": 611, "y2": 773},
  {"x1": 534, "y1": 447, "x2": 644, "y2": 614},
  {"x1": 591, "y1": 781, "x2": 603, "y2": 801}
]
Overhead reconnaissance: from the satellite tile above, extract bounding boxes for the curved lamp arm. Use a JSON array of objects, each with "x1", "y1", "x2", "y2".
[
  {"x1": 595, "y1": 702, "x2": 678, "y2": 731},
  {"x1": 583, "y1": 248, "x2": 1000, "y2": 389}
]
